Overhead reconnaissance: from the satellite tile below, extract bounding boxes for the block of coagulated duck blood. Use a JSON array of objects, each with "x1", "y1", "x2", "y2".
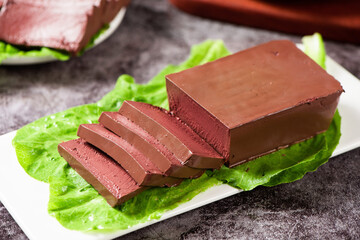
[
  {"x1": 77, "y1": 124, "x2": 183, "y2": 187},
  {"x1": 58, "y1": 139, "x2": 148, "y2": 207},
  {"x1": 166, "y1": 40, "x2": 343, "y2": 167},
  {"x1": 99, "y1": 111, "x2": 204, "y2": 179},
  {"x1": 0, "y1": 0, "x2": 101, "y2": 54},
  {"x1": 0, "y1": 0, "x2": 129, "y2": 54},
  {"x1": 118, "y1": 101, "x2": 224, "y2": 169}
]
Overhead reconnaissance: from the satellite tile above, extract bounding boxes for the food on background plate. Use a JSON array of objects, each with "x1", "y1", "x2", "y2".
[
  {"x1": 58, "y1": 40, "x2": 343, "y2": 207},
  {"x1": 12, "y1": 34, "x2": 343, "y2": 231},
  {"x1": 0, "y1": 0, "x2": 130, "y2": 62}
]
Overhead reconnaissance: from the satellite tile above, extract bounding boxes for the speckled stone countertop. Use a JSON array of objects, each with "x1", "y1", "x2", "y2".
[{"x1": 0, "y1": 1, "x2": 359, "y2": 239}]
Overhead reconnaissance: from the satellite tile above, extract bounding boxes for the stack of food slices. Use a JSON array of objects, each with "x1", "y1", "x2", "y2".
[{"x1": 59, "y1": 100, "x2": 224, "y2": 207}]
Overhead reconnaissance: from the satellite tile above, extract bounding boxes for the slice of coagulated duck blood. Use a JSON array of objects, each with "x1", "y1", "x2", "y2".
[
  {"x1": 58, "y1": 139, "x2": 148, "y2": 207},
  {"x1": 99, "y1": 112, "x2": 205, "y2": 179},
  {"x1": 77, "y1": 124, "x2": 183, "y2": 187},
  {"x1": 166, "y1": 40, "x2": 344, "y2": 167},
  {"x1": 118, "y1": 101, "x2": 224, "y2": 169}
]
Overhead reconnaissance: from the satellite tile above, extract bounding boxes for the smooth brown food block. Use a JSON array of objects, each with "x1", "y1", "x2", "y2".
[
  {"x1": 0, "y1": 0, "x2": 129, "y2": 54},
  {"x1": 58, "y1": 139, "x2": 148, "y2": 207},
  {"x1": 77, "y1": 124, "x2": 183, "y2": 187},
  {"x1": 118, "y1": 101, "x2": 224, "y2": 169},
  {"x1": 99, "y1": 111, "x2": 204, "y2": 178},
  {"x1": 166, "y1": 40, "x2": 343, "y2": 167},
  {"x1": 0, "y1": 0, "x2": 101, "y2": 54}
]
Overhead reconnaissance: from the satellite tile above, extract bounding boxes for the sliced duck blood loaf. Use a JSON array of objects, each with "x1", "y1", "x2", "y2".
[
  {"x1": 118, "y1": 101, "x2": 224, "y2": 169},
  {"x1": 166, "y1": 40, "x2": 344, "y2": 167},
  {"x1": 58, "y1": 139, "x2": 148, "y2": 207},
  {"x1": 77, "y1": 124, "x2": 183, "y2": 187},
  {"x1": 99, "y1": 111, "x2": 205, "y2": 178}
]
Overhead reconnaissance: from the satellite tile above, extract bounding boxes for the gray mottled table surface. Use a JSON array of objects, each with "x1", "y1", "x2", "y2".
[{"x1": 1, "y1": 0, "x2": 359, "y2": 239}]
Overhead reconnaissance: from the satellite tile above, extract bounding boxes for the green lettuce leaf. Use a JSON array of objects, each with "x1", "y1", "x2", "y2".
[
  {"x1": 48, "y1": 170, "x2": 221, "y2": 231},
  {"x1": 0, "y1": 24, "x2": 109, "y2": 63},
  {"x1": 12, "y1": 38, "x2": 341, "y2": 231},
  {"x1": 302, "y1": 32, "x2": 326, "y2": 69},
  {"x1": 0, "y1": 41, "x2": 70, "y2": 63}
]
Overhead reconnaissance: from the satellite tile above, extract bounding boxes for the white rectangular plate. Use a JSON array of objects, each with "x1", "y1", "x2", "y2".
[{"x1": 1, "y1": 56, "x2": 360, "y2": 240}]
